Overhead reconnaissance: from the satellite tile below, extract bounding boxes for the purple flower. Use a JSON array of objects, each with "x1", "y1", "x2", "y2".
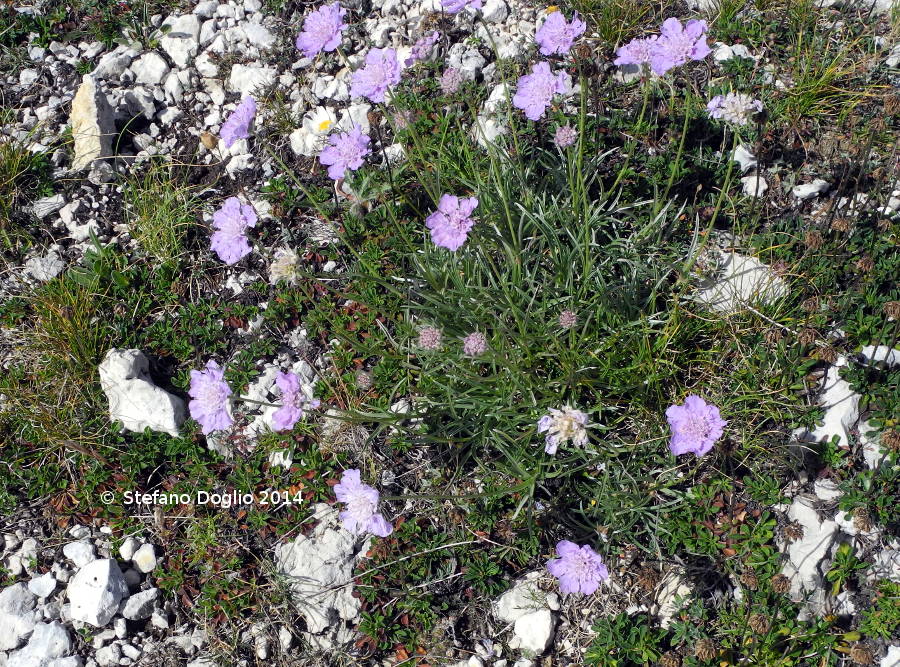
[
  {"x1": 440, "y1": 67, "x2": 464, "y2": 95},
  {"x1": 418, "y1": 326, "x2": 443, "y2": 350},
  {"x1": 546, "y1": 540, "x2": 609, "y2": 595},
  {"x1": 442, "y1": 0, "x2": 482, "y2": 14},
  {"x1": 706, "y1": 92, "x2": 763, "y2": 126},
  {"x1": 189, "y1": 360, "x2": 233, "y2": 435},
  {"x1": 558, "y1": 309, "x2": 577, "y2": 328},
  {"x1": 350, "y1": 48, "x2": 402, "y2": 103},
  {"x1": 295, "y1": 2, "x2": 347, "y2": 58},
  {"x1": 319, "y1": 125, "x2": 371, "y2": 180},
  {"x1": 211, "y1": 197, "x2": 256, "y2": 265},
  {"x1": 272, "y1": 371, "x2": 321, "y2": 432},
  {"x1": 613, "y1": 36, "x2": 658, "y2": 69},
  {"x1": 512, "y1": 61, "x2": 571, "y2": 121},
  {"x1": 553, "y1": 124, "x2": 577, "y2": 148},
  {"x1": 333, "y1": 469, "x2": 393, "y2": 537},
  {"x1": 649, "y1": 18, "x2": 710, "y2": 75},
  {"x1": 666, "y1": 394, "x2": 727, "y2": 457},
  {"x1": 462, "y1": 331, "x2": 488, "y2": 356},
  {"x1": 537, "y1": 405, "x2": 589, "y2": 454},
  {"x1": 405, "y1": 31, "x2": 440, "y2": 67},
  {"x1": 425, "y1": 194, "x2": 479, "y2": 251},
  {"x1": 219, "y1": 96, "x2": 256, "y2": 148},
  {"x1": 535, "y1": 10, "x2": 586, "y2": 56}
]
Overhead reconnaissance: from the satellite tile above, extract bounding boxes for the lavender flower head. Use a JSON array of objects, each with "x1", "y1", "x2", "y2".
[
  {"x1": 188, "y1": 360, "x2": 233, "y2": 435},
  {"x1": 537, "y1": 405, "x2": 589, "y2": 455},
  {"x1": 333, "y1": 469, "x2": 393, "y2": 537},
  {"x1": 295, "y1": 2, "x2": 347, "y2": 58},
  {"x1": 462, "y1": 331, "x2": 488, "y2": 357},
  {"x1": 425, "y1": 194, "x2": 479, "y2": 251},
  {"x1": 319, "y1": 125, "x2": 371, "y2": 180},
  {"x1": 350, "y1": 48, "x2": 402, "y2": 103},
  {"x1": 440, "y1": 67, "x2": 464, "y2": 95},
  {"x1": 613, "y1": 36, "x2": 658, "y2": 70},
  {"x1": 554, "y1": 124, "x2": 577, "y2": 148},
  {"x1": 706, "y1": 93, "x2": 763, "y2": 126},
  {"x1": 442, "y1": 0, "x2": 482, "y2": 14},
  {"x1": 211, "y1": 197, "x2": 256, "y2": 265},
  {"x1": 513, "y1": 61, "x2": 572, "y2": 122},
  {"x1": 547, "y1": 540, "x2": 609, "y2": 595},
  {"x1": 219, "y1": 96, "x2": 256, "y2": 148},
  {"x1": 272, "y1": 371, "x2": 321, "y2": 432},
  {"x1": 558, "y1": 309, "x2": 577, "y2": 329},
  {"x1": 535, "y1": 10, "x2": 586, "y2": 56},
  {"x1": 649, "y1": 18, "x2": 710, "y2": 75},
  {"x1": 418, "y1": 326, "x2": 443, "y2": 350},
  {"x1": 405, "y1": 31, "x2": 440, "y2": 67},
  {"x1": 666, "y1": 394, "x2": 727, "y2": 457}
]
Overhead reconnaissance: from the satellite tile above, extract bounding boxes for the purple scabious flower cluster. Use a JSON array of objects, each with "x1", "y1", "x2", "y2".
[
  {"x1": 219, "y1": 96, "x2": 256, "y2": 148},
  {"x1": 333, "y1": 469, "x2": 393, "y2": 537},
  {"x1": 350, "y1": 48, "x2": 402, "y2": 103},
  {"x1": 272, "y1": 371, "x2": 321, "y2": 432},
  {"x1": 535, "y1": 10, "x2": 586, "y2": 56},
  {"x1": 425, "y1": 194, "x2": 479, "y2": 251},
  {"x1": 319, "y1": 125, "x2": 371, "y2": 180},
  {"x1": 405, "y1": 31, "x2": 440, "y2": 67},
  {"x1": 553, "y1": 124, "x2": 577, "y2": 148},
  {"x1": 442, "y1": 0, "x2": 481, "y2": 14},
  {"x1": 513, "y1": 61, "x2": 571, "y2": 121},
  {"x1": 537, "y1": 405, "x2": 589, "y2": 454},
  {"x1": 612, "y1": 36, "x2": 658, "y2": 70},
  {"x1": 211, "y1": 197, "x2": 256, "y2": 265},
  {"x1": 462, "y1": 331, "x2": 488, "y2": 357},
  {"x1": 706, "y1": 93, "x2": 763, "y2": 126},
  {"x1": 547, "y1": 540, "x2": 609, "y2": 595},
  {"x1": 666, "y1": 394, "x2": 727, "y2": 457},
  {"x1": 295, "y1": 2, "x2": 347, "y2": 58},
  {"x1": 440, "y1": 67, "x2": 464, "y2": 95},
  {"x1": 188, "y1": 360, "x2": 233, "y2": 435},
  {"x1": 418, "y1": 326, "x2": 443, "y2": 350},
  {"x1": 614, "y1": 18, "x2": 710, "y2": 76}
]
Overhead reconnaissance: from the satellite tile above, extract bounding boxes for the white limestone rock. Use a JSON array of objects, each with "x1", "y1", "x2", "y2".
[
  {"x1": 62, "y1": 541, "x2": 96, "y2": 569},
  {"x1": 98, "y1": 348, "x2": 185, "y2": 438},
  {"x1": 23, "y1": 252, "x2": 66, "y2": 283},
  {"x1": 132, "y1": 543, "x2": 157, "y2": 573},
  {"x1": 132, "y1": 52, "x2": 170, "y2": 86},
  {"x1": 740, "y1": 173, "x2": 768, "y2": 197},
  {"x1": 6, "y1": 621, "x2": 74, "y2": 666},
  {"x1": 779, "y1": 495, "x2": 839, "y2": 615},
  {"x1": 493, "y1": 572, "x2": 556, "y2": 655},
  {"x1": 27, "y1": 573, "x2": 57, "y2": 599},
  {"x1": 513, "y1": 609, "x2": 554, "y2": 654},
  {"x1": 732, "y1": 144, "x2": 757, "y2": 172},
  {"x1": 66, "y1": 559, "x2": 129, "y2": 627},
  {"x1": 69, "y1": 75, "x2": 115, "y2": 171},
  {"x1": 868, "y1": 548, "x2": 900, "y2": 584},
  {"x1": 654, "y1": 570, "x2": 692, "y2": 628},
  {"x1": 792, "y1": 179, "x2": 830, "y2": 200},
  {"x1": 159, "y1": 14, "x2": 201, "y2": 68},
  {"x1": 228, "y1": 64, "x2": 277, "y2": 96},
  {"x1": 795, "y1": 355, "x2": 859, "y2": 449},
  {"x1": 32, "y1": 194, "x2": 65, "y2": 219},
  {"x1": 694, "y1": 251, "x2": 787, "y2": 314},
  {"x1": 120, "y1": 587, "x2": 158, "y2": 620},
  {"x1": 0, "y1": 583, "x2": 40, "y2": 651},
  {"x1": 274, "y1": 504, "x2": 369, "y2": 643}
]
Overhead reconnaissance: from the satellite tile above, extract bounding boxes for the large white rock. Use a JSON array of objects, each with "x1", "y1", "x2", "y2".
[
  {"x1": 120, "y1": 587, "x2": 158, "y2": 620},
  {"x1": 740, "y1": 174, "x2": 768, "y2": 197},
  {"x1": 131, "y1": 543, "x2": 157, "y2": 573},
  {"x1": 228, "y1": 64, "x2": 277, "y2": 96},
  {"x1": 796, "y1": 355, "x2": 859, "y2": 449},
  {"x1": 69, "y1": 75, "x2": 115, "y2": 171},
  {"x1": 132, "y1": 52, "x2": 170, "y2": 86},
  {"x1": 6, "y1": 621, "x2": 73, "y2": 666},
  {"x1": 732, "y1": 144, "x2": 757, "y2": 172},
  {"x1": 159, "y1": 14, "x2": 201, "y2": 68},
  {"x1": 493, "y1": 572, "x2": 557, "y2": 655},
  {"x1": 880, "y1": 644, "x2": 900, "y2": 667},
  {"x1": 779, "y1": 495, "x2": 839, "y2": 615},
  {"x1": 66, "y1": 559, "x2": 130, "y2": 627},
  {"x1": 98, "y1": 349, "x2": 185, "y2": 438},
  {"x1": 0, "y1": 583, "x2": 40, "y2": 650},
  {"x1": 694, "y1": 251, "x2": 787, "y2": 314},
  {"x1": 654, "y1": 570, "x2": 692, "y2": 628},
  {"x1": 792, "y1": 179, "x2": 830, "y2": 200},
  {"x1": 62, "y1": 541, "x2": 96, "y2": 568},
  {"x1": 274, "y1": 504, "x2": 368, "y2": 642},
  {"x1": 23, "y1": 252, "x2": 66, "y2": 282}
]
